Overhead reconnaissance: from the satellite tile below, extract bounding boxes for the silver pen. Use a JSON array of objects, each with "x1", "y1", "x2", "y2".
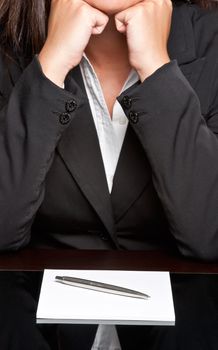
[{"x1": 55, "y1": 275, "x2": 150, "y2": 300}]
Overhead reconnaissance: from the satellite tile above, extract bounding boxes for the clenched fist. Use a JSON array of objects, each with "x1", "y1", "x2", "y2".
[
  {"x1": 115, "y1": 0, "x2": 172, "y2": 81},
  {"x1": 39, "y1": 0, "x2": 109, "y2": 87}
]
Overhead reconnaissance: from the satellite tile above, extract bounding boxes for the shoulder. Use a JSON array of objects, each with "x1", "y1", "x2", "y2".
[
  {"x1": 172, "y1": 3, "x2": 218, "y2": 71},
  {"x1": 188, "y1": 2, "x2": 218, "y2": 26},
  {"x1": 187, "y1": 3, "x2": 218, "y2": 56},
  {"x1": 0, "y1": 48, "x2": 33, "y2": 105},
  {"x1": 170, "y1": 3, "x2": 218, "y2": 115}
]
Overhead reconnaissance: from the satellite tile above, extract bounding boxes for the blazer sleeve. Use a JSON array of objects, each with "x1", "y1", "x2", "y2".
[
  {"x1": 0, "y1": 55, "x2": 86, "y2": 251},
  {"x1": 118, "y1": 59, "x2": 218, "y2": 260}
]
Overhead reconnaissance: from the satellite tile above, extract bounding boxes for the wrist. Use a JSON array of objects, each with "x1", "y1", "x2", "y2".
[
  {"x1": 38, "y1": 49, "x2": 73, "y2": 88},
  {"x1": 136, "y1": 56, "x2": 170, "y2": 82}
]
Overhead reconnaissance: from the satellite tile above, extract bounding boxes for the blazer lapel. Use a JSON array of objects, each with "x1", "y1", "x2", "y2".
[
  {"x1": 57, "y1": 67, "x2": 118, "y2": 246},
  {"x1": 111, "y1": 126, "x2": 152, "y2": 222}
]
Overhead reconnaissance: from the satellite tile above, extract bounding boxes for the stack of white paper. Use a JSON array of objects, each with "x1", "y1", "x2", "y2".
[{"x1": 36, "y1": 270, "x2": 175, "y2": 326}]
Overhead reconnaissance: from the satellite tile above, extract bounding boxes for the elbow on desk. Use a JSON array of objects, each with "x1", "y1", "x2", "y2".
[
  {"x1": 179, "y1": 231, "x2": 218, "y2": 262},
  {"x1": 181, "y1": 246, "x2": 218, "y2": 262},
  {"x1": 0, "y1": 220, "x2": 31, "y2": 252},
  {"x1": 0, "y1": 196, "x2": 35, "y2": 251},
  {"x1": 0, "y1": 232, "x2": 30, "y2": 252},
  {"x1": 171, "y1": 210, "x2": 218, "y2": 261}
]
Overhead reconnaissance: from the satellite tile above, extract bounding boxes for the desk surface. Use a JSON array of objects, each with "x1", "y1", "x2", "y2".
[
  {"x1": 1, "y1": 249, "x2": 218, "y2": 349},
  {"x1": 0, "y1": 270, "x2": 218, "y2": 350},
  {"x1": 0, "y1": 248, "x2": 218, "y2": 272}
]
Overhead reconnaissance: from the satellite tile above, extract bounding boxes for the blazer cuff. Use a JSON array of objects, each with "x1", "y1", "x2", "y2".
[
  {"x1": 117, "y1": 60, "x2": 199, "y2": 126},
  {"x1": 17, "y1": 55, "x2": 87, "y2": 131}
]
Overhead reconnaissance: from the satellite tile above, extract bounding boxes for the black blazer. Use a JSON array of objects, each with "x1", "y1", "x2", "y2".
[{"x1": 0, "y1": 3, "x2": 218, "y2": 259}]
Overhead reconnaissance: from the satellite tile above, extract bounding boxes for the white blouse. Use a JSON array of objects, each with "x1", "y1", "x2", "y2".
[{"x1": 80, "y1": 55, "x2": 138, "y2": 193}]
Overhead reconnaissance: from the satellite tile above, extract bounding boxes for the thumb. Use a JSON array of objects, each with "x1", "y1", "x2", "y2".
[
  {"x1": 115, "y1": 12, "x2": 127, "y2": 33},
  {"x1": 92, "y1": 12, "x2": 109, "y2": 35}
]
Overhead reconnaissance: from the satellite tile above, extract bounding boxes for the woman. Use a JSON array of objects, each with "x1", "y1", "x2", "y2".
[
  {"x1": 0, "y1": 0, "x2": 218, "y2": 349},
  {"x1": 1, "y1": 0, "x2": 218, "y2": 258}
]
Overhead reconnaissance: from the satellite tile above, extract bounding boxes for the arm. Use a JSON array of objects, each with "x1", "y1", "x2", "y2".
[
  {"x1": 118, "y1": 58, "x2": 218, "y2": 260},
  {"x1": 0, "y1": 55, "x2": 84, "y2": 250},
  {"x1": 116, "y1": 1, "x2": 218, "y2": 260},
  {"x1": 0, "y1": 0, "x2": 109, "y2": 251}
]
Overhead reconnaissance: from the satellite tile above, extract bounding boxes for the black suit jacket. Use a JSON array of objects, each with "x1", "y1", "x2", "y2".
[{"x1": 0, "y1": 3, "x2": 218, "y2": 259}]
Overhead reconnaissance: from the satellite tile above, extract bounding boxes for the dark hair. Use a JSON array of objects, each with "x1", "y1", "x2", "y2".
[
  {"x1": 0, "y1": 0, "x2": 51, "y2": 58},
  {"x1": 0, "y1": 0, "x2": 217, "y2": 58}
]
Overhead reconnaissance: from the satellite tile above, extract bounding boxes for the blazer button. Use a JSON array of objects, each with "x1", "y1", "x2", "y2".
[
  {"x1": 129, "y1": 111, "x2": 139, "y2": 124},
  {"x1": 65, "y1": 99, "x2": 77, "y2": 113},
  {"x1": 59, "y1": 112, "x2": 71, "y2": 125},
  {"x1": 122, "y1": 96, "x2": 132, "y2": 109}
]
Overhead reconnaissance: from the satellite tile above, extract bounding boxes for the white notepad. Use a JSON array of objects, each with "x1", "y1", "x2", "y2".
[{"x1": 36, "y1": 270, "x2": 175, "y2": 326}]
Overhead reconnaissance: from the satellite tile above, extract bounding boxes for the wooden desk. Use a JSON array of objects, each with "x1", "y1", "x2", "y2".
[{"x1": 0, "y1": 248, "x2": 218, "y2": 272}]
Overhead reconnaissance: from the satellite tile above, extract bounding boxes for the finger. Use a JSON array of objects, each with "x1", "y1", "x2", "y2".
[
  {"x1": 91, "y1": 12, "x2": 109, "y2": 35},
  {"x1": 115, "y1": 19, "x2": 127, "y2": 33},
  {"x1": 115, "y1": 13, "x2": 128, "y2": 33}
]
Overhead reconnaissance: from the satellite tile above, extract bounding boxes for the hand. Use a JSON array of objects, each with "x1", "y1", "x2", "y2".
[
  {"x1": 38, "y1": 0, "x2": 109, "y2": 87},
  {"x1": 115, "y1": 0, "x2": 172, "y2": 81}
]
